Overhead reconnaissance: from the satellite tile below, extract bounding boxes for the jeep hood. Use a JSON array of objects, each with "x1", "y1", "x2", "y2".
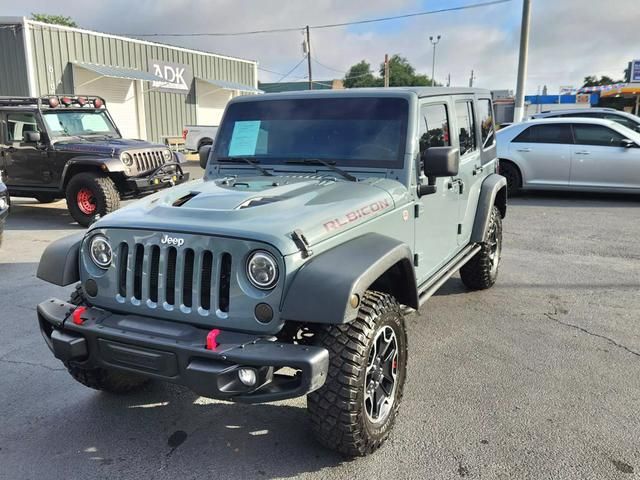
[
  {"x1": 93, "y1": 175, "x2": 406, "y2": 255},
  {"x1": 54, "y1": 137, "x2": 165, "y2": 156}
]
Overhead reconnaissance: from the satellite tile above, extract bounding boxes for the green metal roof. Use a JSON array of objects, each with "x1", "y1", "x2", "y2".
[{"x1": 73, "y1": 62, "x2": 162, "y2": 82}]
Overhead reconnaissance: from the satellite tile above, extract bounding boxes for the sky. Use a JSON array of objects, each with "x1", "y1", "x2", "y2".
[{"x1": 3, "y1": 0, "x2": 640, "y2": 93}]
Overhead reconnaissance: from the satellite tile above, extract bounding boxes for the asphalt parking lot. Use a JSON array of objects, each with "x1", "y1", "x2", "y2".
[{"x1": 0, "y1": 164, "x2": 638, "y2": 479}]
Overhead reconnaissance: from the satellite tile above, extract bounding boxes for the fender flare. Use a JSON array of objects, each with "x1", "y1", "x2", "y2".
[
  {"x1": 60, "y1": 156, "x2": 124, "y2": 189},
  {"x1": 281, "y1": 233, "x2": 418, "y2": 325},
  {"x1": 36, "y1": 232, "x2": 84, "y2": 286},
  {"x1": 471, "y1": 173, "x2": 507, "y2": 243}
]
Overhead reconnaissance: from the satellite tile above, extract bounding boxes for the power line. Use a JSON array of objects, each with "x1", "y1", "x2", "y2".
[
  {"x1": 276, "y1": 55, "x2": 309, "y2": 82},
  {"x1": 119, "y1": 0, "x2": 511, "y2": 38}
]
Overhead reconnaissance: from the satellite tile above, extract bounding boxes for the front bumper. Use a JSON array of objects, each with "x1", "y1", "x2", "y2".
[
  {"x1": 37, "y1": 299, "x2": 328, "y2": 403},
  {"x1": 125, "y1": 162, "x2": 190, "y2": 194}
]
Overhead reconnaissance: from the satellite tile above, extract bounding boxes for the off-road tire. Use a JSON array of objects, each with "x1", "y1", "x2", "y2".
[
  {"x1": 499, "y1": 160, "x2": 521, "y2": 196},
  {"x1": 35, "y1": 194, "x2": 58, "y2": 204},
  {"x1": 65, "y1": 172, "x2": 120, "y2": 227},
  {"x1": 460, "y1": 206, "x2": 503, "y2": 290},
  {"x1": 64, "y1": 283, "x2": 150, "y2": 394},
  {"x1": 307, "y1": 291, "x2": 408, "y2": 457}
]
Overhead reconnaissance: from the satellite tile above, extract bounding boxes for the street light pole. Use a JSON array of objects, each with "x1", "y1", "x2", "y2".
[
  {"x1": 514, "y1": 0, "x2": 532, "y2": 122},
  {"x1": 429, "y1": 35, "x2": 441, "y2": 86}
]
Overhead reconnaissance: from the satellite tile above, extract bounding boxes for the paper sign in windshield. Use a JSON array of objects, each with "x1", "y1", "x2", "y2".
[{"x1": 228, "y1": 121, "x2": 261, "y2": 156}]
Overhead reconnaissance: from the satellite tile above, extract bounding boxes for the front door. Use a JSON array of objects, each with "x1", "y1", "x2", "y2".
[
  {"x1": 569, "y1": 123, "x2": 640, "y2": 190},
  {"x1": 2, "y1": 111, "x2": 50, "y2": 187},
  {"x1": 414, "y1": 101, "x2": 460, "y2": 285}
]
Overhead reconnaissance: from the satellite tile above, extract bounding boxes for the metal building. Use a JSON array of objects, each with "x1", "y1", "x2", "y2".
[{"x1": 0, "y1": 17, "x2": 260, "y2": 142}]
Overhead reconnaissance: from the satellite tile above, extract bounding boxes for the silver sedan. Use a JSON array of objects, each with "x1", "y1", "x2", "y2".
[{"x1": 497, "y1": 118, "x2": 640, "y2": 194}]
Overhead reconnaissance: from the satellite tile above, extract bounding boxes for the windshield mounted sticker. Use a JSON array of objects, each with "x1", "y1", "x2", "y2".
[{"x1": 229, "y1": 120, "x2": 261, "y2": 156}]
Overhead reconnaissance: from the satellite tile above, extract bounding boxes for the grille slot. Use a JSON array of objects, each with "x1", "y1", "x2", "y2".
[
  {"x1": 166, "y1": 247, "x2": 177, "y2": 305},
  {"x1": 200, "y1": 251, "x2": 213, "y2": 311},
  {"x1": 149, "y1": 246, "x2": 160, "y2": 303},
  {"x1": 219, "y1": 253, "x2": 231, "y2": 313},
  {"x1": 182, "y1": 249, "x2": 195, "y2": 308},
  {"x1": 133, "y1": 244, "x2": 144, "y2": 300},
  {"x1": 118, "y1": 243, "x2": 128, "y2": 297}
]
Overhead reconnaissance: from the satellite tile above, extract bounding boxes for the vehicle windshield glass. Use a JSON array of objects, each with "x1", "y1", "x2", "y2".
[
  {"x1": 213, "y1": 97, "x2": 409, "y2": 168},
  {"x1": 43, "y1": 110, "x2": 120, "y2": 138}
]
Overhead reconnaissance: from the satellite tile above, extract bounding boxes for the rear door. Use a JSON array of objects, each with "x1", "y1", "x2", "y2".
[
  {"x1": 509, "y1": 123, "x2": 573, "y2": 187},
  {"x1": 3, "y1": 111, "x2": 50, "y2": 187},
  {"x1": 569, "y1": 123, "x2": 640, "y2": 189}
]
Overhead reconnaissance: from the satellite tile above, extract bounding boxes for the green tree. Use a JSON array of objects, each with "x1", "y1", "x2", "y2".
[
  {"x1": 344, "y1": 55, "x2": 437, "y2": 88},
  {"x1": 30, "y1": 13, "x2": 77, "y2": 27},
  {"x1": 582, "y1": 75, "x2": 622, "y2": 87},
  {"x1": 344, "y1": 60, "x2": 380, "y2": 88}
]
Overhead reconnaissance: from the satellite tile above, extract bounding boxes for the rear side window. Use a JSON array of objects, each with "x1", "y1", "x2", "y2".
[
  {"x1": 603, "y1": 114, "x2": 638, "y2": 130},
  {"x1": 477, "y1": 99, "x2": 495, "y2": 148},
  {"x1": 419, "y1": 103, "x2": 450, "y2": 154},
  {"x1": 513, "y1": 124, "x2": 572, "y2": 144},
  {"x1": 6, "y1": 112, "x2": 39, "y2": 143},
  {"x1": 455, "y1": 101, "x2": 477, "y2": 156},
  {"x1": 573, "y1": 124, "x2": 625, "y2": 147}
]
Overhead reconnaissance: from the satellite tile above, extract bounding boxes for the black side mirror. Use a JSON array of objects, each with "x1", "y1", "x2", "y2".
[
  {"x1": 423, "y1": 146, "x2": 460, "y2": 177},
  {"x1": 621, "y1": 138, "x2": 635, "y2": 148},
  {"x1": 199, "y1": 144, "x2": 212, "y2": 169},
  {"x1": 24, "y1": 131, "x2": 41, "y2": 143}
]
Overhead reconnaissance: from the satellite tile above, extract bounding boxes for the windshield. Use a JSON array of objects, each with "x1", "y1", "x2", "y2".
[
  {"x1": 43, "y1": 110, "x2": 120, "y2": 138},
  {"x1": 213, "y1": 97, "x2": 409, "y2": 168}
]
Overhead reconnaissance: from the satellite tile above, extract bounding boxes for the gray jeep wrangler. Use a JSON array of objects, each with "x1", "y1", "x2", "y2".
[{"x1": 36, "y1": 88, "x2": 506, "y2": 456}]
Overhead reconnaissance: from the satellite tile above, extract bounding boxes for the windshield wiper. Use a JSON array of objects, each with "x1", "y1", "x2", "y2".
[
  {"x1": 217, "y1": 157, "x2": 273, "y2": 176},
  {"x1": 285, "y1": 159, "x2": 357, "y2": 182}
]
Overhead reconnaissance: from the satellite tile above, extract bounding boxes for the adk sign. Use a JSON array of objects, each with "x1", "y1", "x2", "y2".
[{"x1": 148, "y1": 60, "x2": 193, "y2": 93}]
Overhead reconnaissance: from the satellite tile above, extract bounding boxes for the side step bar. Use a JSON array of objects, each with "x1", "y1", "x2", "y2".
[{"x1": 405, "y1": 244, "x2": 482, "y2": 313}]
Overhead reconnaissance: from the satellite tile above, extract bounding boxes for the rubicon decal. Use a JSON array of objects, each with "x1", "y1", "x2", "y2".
[{"x1": 323, "y1": 199, "x2": 391, "y2": 232}]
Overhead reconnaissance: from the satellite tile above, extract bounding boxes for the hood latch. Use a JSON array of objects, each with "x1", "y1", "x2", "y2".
[{"x1": 291, "y1": 229, "x2": 313, "y2": 259}]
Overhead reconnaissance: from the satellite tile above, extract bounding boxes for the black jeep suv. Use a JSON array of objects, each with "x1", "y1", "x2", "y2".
[{"x1": 0, "y1": 96, "x2": 189, "y2": 226}]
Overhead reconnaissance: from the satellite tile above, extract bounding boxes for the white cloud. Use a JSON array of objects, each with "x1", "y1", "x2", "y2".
[{"x1": 7, "y1": 0, "x2": 640, "y2": 92}]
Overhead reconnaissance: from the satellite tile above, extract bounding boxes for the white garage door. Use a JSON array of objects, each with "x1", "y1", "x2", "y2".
[
  {"x1": 196, "y1": 80, "x2": 233, "y2": 126},
  {"x1": 73, "y1": 66, "x2": 143, "y2": 139}
]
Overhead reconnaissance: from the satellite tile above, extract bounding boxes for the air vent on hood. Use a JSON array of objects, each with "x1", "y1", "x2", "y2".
[
  {"x1": 172, "y1": 192, "x2": 200, "y2": 207},
  {"x1": 237, "y1": 196, "x2": 286, "y2": 209}
]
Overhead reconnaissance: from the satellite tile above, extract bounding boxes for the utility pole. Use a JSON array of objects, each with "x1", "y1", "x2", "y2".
[
  {"x1": 447, "y1": 73, "x2": 451, "y2": 87},
  {"x1": 384, "y1": 54, "x2": 390, "y2": 87},
  {"x1": 469, "y1": 70, "x2": 476, "y2": 87},
  {"x1": 514, "y1": 0, "x2": 532, "y2": 122},
  {"x1": 429, "y1": 35, "x2": 441, "y2": 86},
  {"x1": 305, "y1": 26, "x2": 313, "y2": 90}
]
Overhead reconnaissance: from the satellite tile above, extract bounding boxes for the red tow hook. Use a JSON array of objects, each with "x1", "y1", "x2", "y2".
[
  {"x1": 72, "y1": 306, "x2": 87, "y2": 325},
  {"x1": 206, "y1": 329, "x2": 221, "y2": 350}
]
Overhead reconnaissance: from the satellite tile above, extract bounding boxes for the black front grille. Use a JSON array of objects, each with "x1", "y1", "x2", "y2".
[
  {"x1": 117, "y1": 242, "x2": 231, "y2": 313},
  {"x1": 132, "y1": 150, "x2": 166, "y2": 173}
]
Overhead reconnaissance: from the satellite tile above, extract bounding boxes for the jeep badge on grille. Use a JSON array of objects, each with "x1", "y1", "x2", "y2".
[{"x1": 160, "y1": 234, "x2": 185, "y2": 247}]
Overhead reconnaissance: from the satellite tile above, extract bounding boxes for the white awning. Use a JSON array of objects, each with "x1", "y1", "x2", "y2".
[
  {"x1": 73, "y1": 62, "x2": 162, "y2": 82},
  {"x1": 198, "y1": 78, "x2": 263, "y2": 94}
]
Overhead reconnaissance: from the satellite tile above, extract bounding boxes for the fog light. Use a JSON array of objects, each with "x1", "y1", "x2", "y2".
[{"x1": 238, "y1": 368, "x2": 257, "y2": 387}]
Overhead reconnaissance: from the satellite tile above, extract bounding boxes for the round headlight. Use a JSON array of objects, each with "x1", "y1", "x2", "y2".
[
  {"x1": 162, "y1": 149, "x2": 173, "y2": 161},
  {"x1": 246, "y1": 251, "x2": 279, "y2": 290},
  {"x1": 89, "y1": 235, "x2": 112, "y2": 269},
  {"x1": 121, "y1": 152, "x2": 133, "y2": 166}
]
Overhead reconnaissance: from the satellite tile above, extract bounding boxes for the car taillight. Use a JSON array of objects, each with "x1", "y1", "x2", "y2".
[{"x1": 182, "y1": 129, "x2": 188, "y2": 139}]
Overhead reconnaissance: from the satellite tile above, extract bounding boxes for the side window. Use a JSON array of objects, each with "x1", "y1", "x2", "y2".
[
  {"x1": 6, "y1": 112, "x2": 38, "y2": 144},
  {"x1": 419, "y1": 103, "x2": 450, "y2": 155},
  {"x1": 573, "y1": 124, "x2": 625, "y2": 147},
  {"x1": 477, "y1": 99, "x2": 495, "y2": 148},
  {"x1": 604, "y1": 115, "x2": 637, "y2": 130},
  {"x1": 455, "y1": 101, "x2": 477, "y2": 156},
  {"x1": 513, "y1": 124, "x2": 572, "y2": 144}
]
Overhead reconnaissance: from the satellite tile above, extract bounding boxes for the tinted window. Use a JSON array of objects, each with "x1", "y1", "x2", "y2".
[
  {"x1": 7, "y1": 112, "x2": 38, "y2": 143},
  {"x1": 573, "y1": 124, "x2": 625, "y2": 147},
  {"x1": 513, "y1": 124, "x2": 573, "y2": 144},
  {"x1": 603, "y1": 114, "x2": 638, "y2": 130},
  {"x1": 213, "y1": 97, "x2": 409, "y2": 168},
  {"x1": 419, "y1": 103, "x2": 450, "y2": 155},
  {"x1": 455, "y1": 101, "x2": 477, "y2": 155},
  {"x1": 477, "y1": 99, "x2": 495, "y2": 148}
]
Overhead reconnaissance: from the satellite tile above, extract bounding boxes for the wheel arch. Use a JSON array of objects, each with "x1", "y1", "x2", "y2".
[
  {"x1": 281, "y1": 233, "x2": 418, "y2": 325},
  {"x1": 197, "y1": 138, "x2": 213, "y2": 150},
  {"x1": 61, "y1": 157, "x2": 123, "y2": 189},
  {"x1": 471, "y1": 174, "x2": 507, "y2": 243},
  {"x1": 498, "y1": 158, "x2": 523, "y2": 187}
]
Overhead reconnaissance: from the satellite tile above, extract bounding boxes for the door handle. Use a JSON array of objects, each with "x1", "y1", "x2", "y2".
[
  {"x1": 448, "y1": 179, "x2": 464, "y2": 194},
  {"x1": 575, "y1": 150, "x2": 590, "y2": 155},
  {"x1": 516, "y1": 148, "x2": 531, "y2": 152},
  {"x1": 472, "y1": 165, "x2": 484, "y2": 176}
]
